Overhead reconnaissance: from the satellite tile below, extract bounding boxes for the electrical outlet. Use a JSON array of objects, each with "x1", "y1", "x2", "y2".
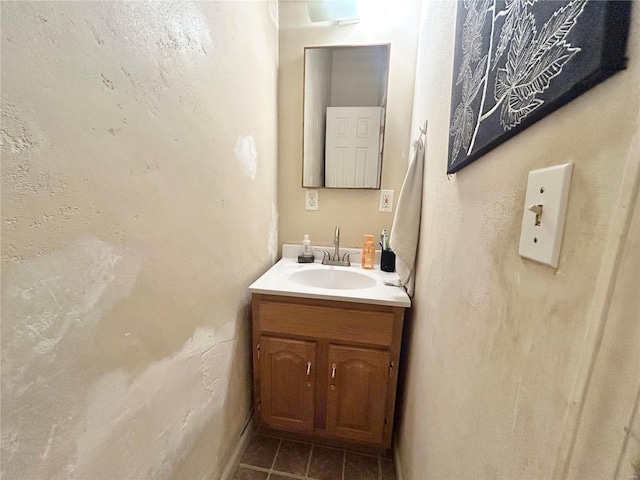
[
  {"x1": 305, "y1": 189, "x2": 319, "y2": 211},
  {"x1": 379, "y1": 189, "x2": 394, "y2": 212}
]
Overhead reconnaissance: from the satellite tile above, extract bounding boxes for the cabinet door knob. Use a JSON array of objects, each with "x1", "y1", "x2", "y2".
[
  {"x1": 306, "y1": 361, "x2": 312, "y2": 376},
  {"x1": 331, "y1": 363, "x2": 336, "y2": 379}
]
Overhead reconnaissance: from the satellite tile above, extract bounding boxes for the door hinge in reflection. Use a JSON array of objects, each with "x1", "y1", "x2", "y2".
[
  {"x1": 257, "y1": 400, "x2": 261, "y2": 413},
  {"x1": 389, "y1": 361, "x2": 395, "y2": 377},
  {"x1": 384, "y1": 418, "x2": 389, "y2": 431},
  {"x1": 257, "y1": 343, "x2": 260, "y2": 360}
]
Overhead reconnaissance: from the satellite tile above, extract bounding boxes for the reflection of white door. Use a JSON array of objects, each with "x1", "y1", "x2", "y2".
[{"x1": 325, "y1": 107, "x2": 383, "y2": 188}]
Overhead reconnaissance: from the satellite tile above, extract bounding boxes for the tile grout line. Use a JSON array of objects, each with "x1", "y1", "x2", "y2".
[
  {"x1": 341, "y1": 449, "x2": 346, "y2": 480},
  {"x1": 269, "y1": 438, "x2": 283, "y2": 479},
  {"x1": 238, "y1": 464, "x2": 271, "y2": 473},
  {"x1": 304, "y1": 443, "x2": 314, "y2": 479},
  {"x1": 268, "y1": 471, "x2": 307, "y2": 480},
  {"x1": 378, "y1": 455, "x2": 383, "y2": 480}
]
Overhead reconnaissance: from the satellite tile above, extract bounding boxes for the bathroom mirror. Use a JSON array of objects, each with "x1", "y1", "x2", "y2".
[{"x1": 302, "y1": 44, "x2": 390, "y2": 189}]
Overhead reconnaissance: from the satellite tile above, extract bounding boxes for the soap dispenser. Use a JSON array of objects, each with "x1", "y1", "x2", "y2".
[
  {"x1": 361, "y1": 234, "x2": 375, "y2": 269},
  {"x1": 298, "y1": 234, "x2": 315, "y2": 263}
]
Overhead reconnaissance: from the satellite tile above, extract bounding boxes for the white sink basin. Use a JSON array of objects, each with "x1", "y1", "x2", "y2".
[
  {"x1": 248, "y1": 245, "x2": 411, "y2": 307},
  {"x1": 289, "y1": 268, "x2": 377, "y2": 290}
]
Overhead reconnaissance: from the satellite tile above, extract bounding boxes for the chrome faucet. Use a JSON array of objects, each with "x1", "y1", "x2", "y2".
[
  {"x1": 315, "y1": 226, "x2": 353, "y2": 267},
  {"x1": 333, "y1": 226, "x2": 340, "y2": 261}
]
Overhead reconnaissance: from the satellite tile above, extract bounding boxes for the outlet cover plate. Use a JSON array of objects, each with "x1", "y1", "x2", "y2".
[
  {"x1": 379, "y1": 189, "x2": 394, "y2": 212},
  {"x1": 518, "y1": 163, "x2": 573, "y2": 268},
  {"x1": 305, "y1": 189, "x2": 319, "y2": 211}
]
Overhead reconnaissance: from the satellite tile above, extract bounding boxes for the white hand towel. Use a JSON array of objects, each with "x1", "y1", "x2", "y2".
[{"x1": 389, "y1": 126, "x2": 426, "y2": 297}]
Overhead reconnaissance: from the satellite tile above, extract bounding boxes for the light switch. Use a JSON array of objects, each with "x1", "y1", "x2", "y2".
[{"x1": 518, "y1": 163, "x2": 573, "y2": 268}]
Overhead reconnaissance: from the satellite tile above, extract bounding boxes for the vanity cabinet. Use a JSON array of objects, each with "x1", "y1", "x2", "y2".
[{"x1": 251, "y1": 293, "x2": 405, "y2": 453}]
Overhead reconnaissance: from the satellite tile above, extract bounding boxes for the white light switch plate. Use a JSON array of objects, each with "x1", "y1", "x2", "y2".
[{"x1": 518, "y1": 163, "x2": 573, "y2": 268}]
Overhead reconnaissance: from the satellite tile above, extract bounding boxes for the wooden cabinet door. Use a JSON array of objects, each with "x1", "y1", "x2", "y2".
[
  {"x1": 326, "y1": 345, "x2": 389, "y2": 444},
  {"x1": 259, "y1": 336, "x2": 316, "y2": 433}
]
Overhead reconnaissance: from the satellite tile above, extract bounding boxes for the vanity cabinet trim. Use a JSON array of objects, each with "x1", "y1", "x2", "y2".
[{"x1": 258, "y1": 300, "x2": 395, "y2": 346}]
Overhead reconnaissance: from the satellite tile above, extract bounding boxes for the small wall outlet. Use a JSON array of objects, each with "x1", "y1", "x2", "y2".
[
  {"x1": 305, "y1": 189, "x2": 319, "y2": 211},
  {"x1": 379, "y1": 189, "x2": 394, "y2": 212}
]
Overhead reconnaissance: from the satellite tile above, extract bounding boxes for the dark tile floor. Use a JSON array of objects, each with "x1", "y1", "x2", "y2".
[{"x1": 233, "y1": 434, "x2": 396, "y2": 480}]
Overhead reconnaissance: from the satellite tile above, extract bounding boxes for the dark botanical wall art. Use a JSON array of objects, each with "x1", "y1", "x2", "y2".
[{"x1": 447, "y1": 0, "x2": 632, "y2": 174}]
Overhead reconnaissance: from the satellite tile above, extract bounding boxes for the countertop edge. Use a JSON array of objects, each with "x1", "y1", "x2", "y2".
[{"x1": 248, "y1": 285, "x2": 412, "y2": 308}]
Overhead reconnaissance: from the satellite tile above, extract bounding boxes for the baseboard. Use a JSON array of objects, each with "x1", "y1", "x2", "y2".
[
  {"x1": 220, "y1": 414, "x2": 254, "y2": 480},
  {"x1": 393, "y1": 438, "x2": 404, "y2": 480}
]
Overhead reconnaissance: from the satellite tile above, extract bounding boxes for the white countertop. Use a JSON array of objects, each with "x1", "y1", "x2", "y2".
[{"x1": 249, "y1": 245, "x2": 411, "y2": 308}]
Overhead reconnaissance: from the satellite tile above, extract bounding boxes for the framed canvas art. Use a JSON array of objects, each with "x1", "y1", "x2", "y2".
[{"x1": 447, "y1": 0, "x2": 632, "y2": 174}]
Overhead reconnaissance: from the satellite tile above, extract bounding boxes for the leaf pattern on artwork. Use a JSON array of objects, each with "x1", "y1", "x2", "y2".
[
  {"x1": 450, "y1": 103, "x2": 475, "y2": 159},
  {"x1": 494, "y1": 0, "x2": 586, "y2": 129},
  {"x1": 450, "y1": 0, "x2": 491, "y2": 159},
  {"x1": 499, "y1": 91, "x2": 543, "y2": 128},
  {"x1": 492, "y1": 0, "x2": 535, "y2": 68},
  {"x1": 452, "y1": 56, "x2": 487, "y2": 156},
  {"x1": 534, "y1": 0, "x2": 587, "y2": 60},
  {"x1": 465, "y1": 55, "x2": 488, "y2": 102},
  {"x1": 456, "y1": 0, "x2": 491, "y2": 85},
  {"x1": 451, "y1": 0, "x2": 590, "y2": 164}
]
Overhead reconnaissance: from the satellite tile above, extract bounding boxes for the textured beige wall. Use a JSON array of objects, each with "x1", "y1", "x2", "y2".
[
  {"x1": 1, "y1": 2, "x2": 278, "y2": 479},
  {"x1": 278, "y1": 0, "x2": 421, "y2": 250},
  {"x1": 397, "y1": 2, "x2": 640, "y2": 479},
  {"x1": 569, "y1": 191, "x2": 639, "y2": 479}
]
